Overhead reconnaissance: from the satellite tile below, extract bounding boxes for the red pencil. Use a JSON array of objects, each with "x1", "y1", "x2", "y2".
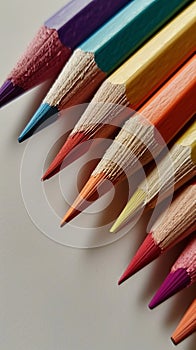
[{"x1": 118, "y1": 183, "x2": 196, "y2": 285}]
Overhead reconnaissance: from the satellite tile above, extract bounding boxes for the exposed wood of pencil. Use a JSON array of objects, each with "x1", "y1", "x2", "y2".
[
  {"x1": 43, "y1": 4, "x2": 196, "y2": 180},
  {"x1": 60, "y1": 63, "x2": 196, "y2": 225},
  {"x1": 149, "y1": 235, "x2": 196, "y2": 308},
  {"x1": 111, "y1": 120, "x2": 196, "y2": 232},
  {"x1": 72, "y1": 3, "x2": 196, "y2": 130},
  {"x1": 44, "y1": 0, "x2": 195, "y2": 110},
  {"x1": 92, "y1": 57, "x2": 196, "y2": 180},
  {"x1": 171, "y1": 299, "x2": 196, "y2": 345},
  {"x1": 0, "y1": 0, "x2": 131, "y2": 107},
  {"x1": 118, "y1": 183, "x2": 196, "y2": 284},
  {"x1": 19, "y1": 1, "x2": 196, "y2": 143}
]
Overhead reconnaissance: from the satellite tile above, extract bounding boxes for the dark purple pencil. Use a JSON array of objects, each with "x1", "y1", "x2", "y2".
[{"x1": 0, "y1": 0, "x2": 130, "y2": 107}]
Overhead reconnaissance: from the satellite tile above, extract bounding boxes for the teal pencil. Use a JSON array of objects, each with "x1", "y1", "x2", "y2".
[{"x1": 18, "y1": 0, "x2": 190, "y2": 142}]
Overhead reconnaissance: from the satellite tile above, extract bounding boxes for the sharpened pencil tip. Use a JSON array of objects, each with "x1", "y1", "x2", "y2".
[
  {"x1": 110, "y1": 221, "x2": 121, "y2": 233},
  {"x1": 149, "y1": 268, "x2": 190, "y2": 309},
  {"x1": 170, "y1": 299, "x2": 196, "y2": 345},
  {"x1": 61, "y1": 207, "x2": 80, "y2": 225},
  {"x1": 60, "y1": 220, "x2": 66, "y2": 228},
  {"x1": 42, "y1": 131, "x2": 89, "y2": 180},
  {"x1": 109, "y1": 226, "x2": 117, "y2": 233},
  {"x1": 171, "y1": 337, "x2": 177, "y2": 345},
  {"x1": 118, "y1": 277, "x2": 126, "y2": 285},
  {"x1": 61, "y1": 173, "x2": 107, "y2": 223},
  {"x1": 18, "y1": 103, "x2": 59, "y2": 142},
  {"x1": 60, "y1": 207, "x2": 80, "y2": 226},
  {"x1": 0, "y1": 80, "x2": 24, "y2": 108},
  {"x1": 118, "y1": 233, "x2": 161, "y2": 284},
  {"x1": 42, "y1": 173, "x2": 50, "y2": 181},
  {"x1": 18, "y1": 136, "x2": 23, "y2": 143},
  {"x1": 110, "y1": 188, "x2": 147, "y2": 232}
]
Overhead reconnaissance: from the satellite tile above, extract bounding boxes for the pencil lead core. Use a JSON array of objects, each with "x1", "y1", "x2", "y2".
[
  {"x1": 110, "y1": 188, "x2": 147, "y2": 232},
  {"x1": 149, "y1": 268, "x2": 190, "y2": 309},
  {"x1": 60, "y1": 173, "x2": 106, "y2": 224},
  {"x1": 42, "y1": 131, "x2": 89, "y2": 180},
  {"x1": 18, "y1": 103, "x2": 58, "y2": 142},
  {"x1": 118, "y1": 232, "x2": 161, "y2": 284},
  {"x1": 0, "y1": 80, "x2": 24, "y2": 108}
]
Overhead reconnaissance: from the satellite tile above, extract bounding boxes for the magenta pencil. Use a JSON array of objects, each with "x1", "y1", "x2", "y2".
[{"x1": 149, "y1": 235, "x2": 196, "y2": 309}]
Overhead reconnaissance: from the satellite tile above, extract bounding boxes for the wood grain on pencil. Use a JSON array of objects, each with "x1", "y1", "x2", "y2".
[
  {"x1": 149, "y1": 235, "x2": 196, "y2": 308},
  {"x1": 111, "y1": 120, "x2": 196, "y2": 232},
  {"x1": 0, "y1": 0, "x2": 131, "y2": 107},
  {"x1": 171, "y1": 299, "x2": 196, "y2": 345},
  {"x1": 18, "y1": 0, "x2": 193, "y2": 142},
  {"x1": 118, "y1": 183, "x2": 196, "y2": 285},
  {"x1": 60, "y1": 57, "x2": 196, "y2": 226},
  {"x1": 43, "y1": 2, "x2": 196, "y2": 178}
]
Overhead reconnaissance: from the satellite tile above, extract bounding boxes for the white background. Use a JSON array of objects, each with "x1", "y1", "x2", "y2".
[{"x1": 0, "y1": 1, "x2": 195, "y2": 349}]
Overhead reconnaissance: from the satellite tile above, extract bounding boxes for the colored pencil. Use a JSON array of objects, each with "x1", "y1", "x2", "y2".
[
  {"x1": 0, "y1": 0, "x2": 131, "y2": 108},
  {"x1": 60, "y1": 58, "x2": 196, "y2": 226},
  {"x1": 149, "y1": 235, "x2": 196, "y2": 309},
  {"x1": 111, "y1": 120, "x2": 196, "y2": 232},
  {"x1": 18, "y1": 0, "x2": 193, "y2": 142},
  {"x1": 171, "y1": 299, "x2": 196, "y2": 345},
  {"x1": 41, "y1": 3, "x2": 196, "y2": 179},
  {"x1": 118, "y1": 182, "x2": 196, "y2": 285}
]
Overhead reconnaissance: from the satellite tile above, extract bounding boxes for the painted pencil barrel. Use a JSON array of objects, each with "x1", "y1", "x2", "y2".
[
  {"x1": 41, "y1": 5, "x2": 196, "y2": 180},
  {"x1": 0, "y1": 0, "x2": 131, "y2": 106},
  {"x1": 18, "y1": 0, "x2": 193, "y2": 143}
]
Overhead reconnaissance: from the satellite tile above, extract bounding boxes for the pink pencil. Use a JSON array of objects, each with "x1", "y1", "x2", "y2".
[{"x1": 149, "y1": 235, "x2": 196, "y2": 309}]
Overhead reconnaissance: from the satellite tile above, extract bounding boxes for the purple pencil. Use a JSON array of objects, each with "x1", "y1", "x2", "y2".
[
  {"x1": 149, "y1": 235, "x2": 196, "y2": 309},
  {"x1": 0, "y1": 0, "x2": 130, "y2": 107}
]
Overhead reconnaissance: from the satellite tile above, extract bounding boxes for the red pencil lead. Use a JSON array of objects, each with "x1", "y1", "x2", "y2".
[
  {"x1": 42, "y1": 131, "x2": 89, "y2": 180},
  {"x1": 118, "y1": 233, "x2": 161, "y2": 285}
]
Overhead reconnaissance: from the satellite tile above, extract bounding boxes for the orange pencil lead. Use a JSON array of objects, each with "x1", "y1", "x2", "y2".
[
  {"x1": 60, "y1": 207, "x2": 81, "y2": 226},
  {"x1": 60, "y1": 173, "x2": 106, "y2": 225},
  {"x1": 171, "y1": 299, "x2": 196, "y2": 345}
]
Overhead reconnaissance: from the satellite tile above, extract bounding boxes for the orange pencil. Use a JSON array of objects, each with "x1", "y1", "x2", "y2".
[
  {"x1": 60, "y1": 56, "x2": 196, "y2": 225},
  {"x1": 171, "y1": 299, "x2": 196, "y2": 345}
]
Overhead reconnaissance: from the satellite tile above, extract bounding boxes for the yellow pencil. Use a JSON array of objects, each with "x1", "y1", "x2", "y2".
[{"x1": 111, "y1": 120, "x2": 196, "y2": 232}]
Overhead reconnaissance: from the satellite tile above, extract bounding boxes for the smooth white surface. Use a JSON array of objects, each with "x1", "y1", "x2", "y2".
[{"x1": 0, "y1": 1, "x2": 195, "y2": 349}]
